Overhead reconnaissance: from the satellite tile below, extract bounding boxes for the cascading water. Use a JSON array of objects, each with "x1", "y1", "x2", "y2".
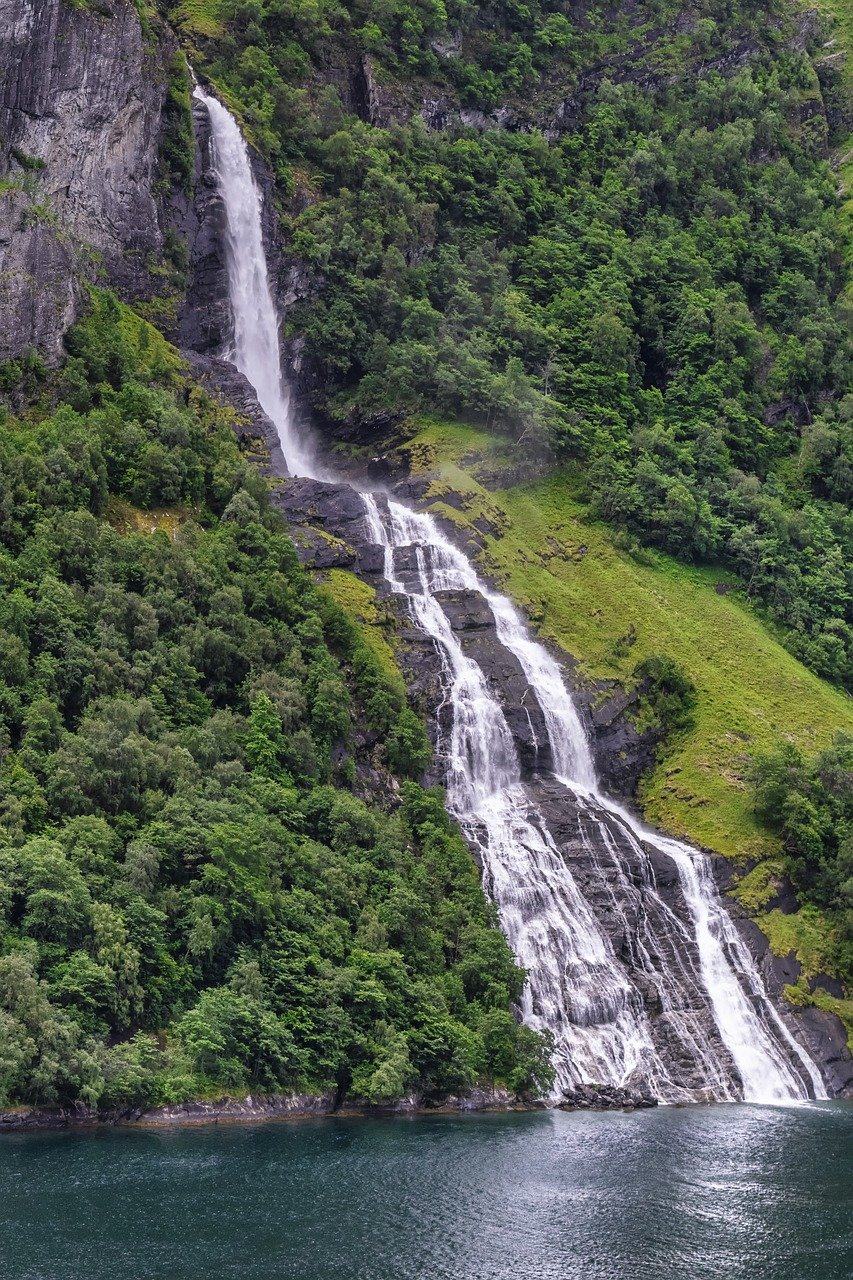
[
  {"x1": 196, "y1": 84, "x2": 827, "y2": 1104},
  {"x1": 361, "y1": 499, "x2": 826, "y2": 1104}
]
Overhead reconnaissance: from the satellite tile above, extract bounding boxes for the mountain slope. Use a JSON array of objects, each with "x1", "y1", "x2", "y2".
[
  {"x1": 0, "y1": 0, "x2": 849, "y2": 1098},
  {"x1": 174, "y1": 0, "x2": 852, "y2": 691}
]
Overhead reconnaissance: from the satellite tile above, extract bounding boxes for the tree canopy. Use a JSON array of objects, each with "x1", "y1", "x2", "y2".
[{"x1": 0, "y1": 294, "x2": 552, "y2": 1110}]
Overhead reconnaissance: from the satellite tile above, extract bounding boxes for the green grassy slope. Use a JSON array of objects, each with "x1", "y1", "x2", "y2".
[
  {"x1": 320, "y1": 568, "x2": 408, "y2": 698},
  {"x1": 398, "y1": 418, "x2": 852, "y2": 859}
]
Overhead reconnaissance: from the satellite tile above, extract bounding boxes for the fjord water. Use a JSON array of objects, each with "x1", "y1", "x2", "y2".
[
  {"x1": 194, "y1": 84, "x2": 825, "y2": 1103},
  {"x1": 3, "y1": 1107, "x2": 851, "y2": 1279}
]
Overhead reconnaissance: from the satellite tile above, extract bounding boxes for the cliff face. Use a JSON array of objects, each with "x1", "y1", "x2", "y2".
[
  {"x1": 0, "y1": 0, "x2": 176, "y2": 362},
  {"x1": 172, "y1": 94, "x2": 290, "y2": 354}
]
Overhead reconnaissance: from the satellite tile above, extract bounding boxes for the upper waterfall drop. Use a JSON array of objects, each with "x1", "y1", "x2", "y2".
[
  {"x1": 194, "y1": 85, "x2": 828, "y2": 1106},
  {"x1": 192, "y1": 82, "x2": 320, "y2": 481}
]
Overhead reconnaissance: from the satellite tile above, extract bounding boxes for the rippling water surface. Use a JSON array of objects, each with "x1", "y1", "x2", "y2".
[{"x1": 1, "y1": 1105, "x2": 850, "y2": 1279}]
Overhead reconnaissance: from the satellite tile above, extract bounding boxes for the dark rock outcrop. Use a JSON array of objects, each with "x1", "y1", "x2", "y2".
[
  {"x1": 173, "y1": 99, "x2": 231, "y2": 354},
  {"x1": 575, "y1": 681, "x2": 660, "y2": 800},
  {"x1": 272, "y1": 475, "x2": 370, "y2": 541},
  {"x1": 785, "y1": 1006, "x2": 853, "y2": 1099},
  {"x1": 558, "y1": 1083, "x2": 658, "y2": 1111},
  {"x1": 270, "y1": 476, "x2": 375, "y2": 572},
  {"x1": 0, "y1": 0, "x2": 176, "y2": 361},
  {"x1": 183, "y1": 351, "x2": 288, "y2": 476}
]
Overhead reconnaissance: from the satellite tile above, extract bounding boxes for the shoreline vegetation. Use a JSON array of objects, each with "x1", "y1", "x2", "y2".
[{"x1": 0, "y1": 1085, "x2": 532, "y2": 1132}]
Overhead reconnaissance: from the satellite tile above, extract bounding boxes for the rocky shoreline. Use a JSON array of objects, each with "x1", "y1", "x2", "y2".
[{"x1": 0, "y1": 1087, "x2": 534, "y2": 1133}]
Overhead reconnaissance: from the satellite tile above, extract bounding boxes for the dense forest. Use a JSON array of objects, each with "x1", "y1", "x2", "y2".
[
  {"x1": 0, "y1": 295, "x2": 552, "y2": 1110},
  {"x1": 175, "y1": 0, "x2": 851, "y2": 689}
]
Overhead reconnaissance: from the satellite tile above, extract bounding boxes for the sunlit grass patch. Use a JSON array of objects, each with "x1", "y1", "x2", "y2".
[{"x1": 401, "y1": 417, "x2": 853, "y2": 863}]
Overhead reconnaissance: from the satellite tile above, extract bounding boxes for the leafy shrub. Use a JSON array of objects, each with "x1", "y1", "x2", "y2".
[
  {"x1": 750, "y1": 735, "x2": 852, "y2": 969},
  {"x1": 634, "y1": 655, "x2": 697, "y2": 741}
]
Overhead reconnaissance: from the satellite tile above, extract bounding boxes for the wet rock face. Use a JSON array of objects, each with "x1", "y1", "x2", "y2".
[
  {"x1": 737, "y1": 914, "x2": 853, "y2": 1099},
  {"x1": 273, "y1": 476, "x2": 370, "y2": 542},
  {"x1": 578, "y1": 683, "x2": 660, "y2": 799},
  {"x1": 520, "y1": 778, "x2": 743, "y2": 1097},
  {"x1": 786, "y1": 1007, "x2": 853, "y2": 1098},
  {"x1": 434, "y1": 587, "x2": 554, "y2": 778},
  {"x1": 529, "y1": 773, "x2": 852, "y2": 1099},
  {"x1": 173, "y1": 92, "x2": 289, "y2": 359},
  {"x1": 270, "y1": 476, "x2": 375, "y2": 573},
  {"x1": 174, "y1": 101, "x2": 231, "y2": 354},
  {"x1": 0, "y1": 0, "x2": 172, "y2": 361}
]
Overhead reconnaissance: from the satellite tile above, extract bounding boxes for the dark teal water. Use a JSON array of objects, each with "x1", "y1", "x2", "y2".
[{"x1": 1, "y1": 1104, "x2": 850, "y2": 1280}]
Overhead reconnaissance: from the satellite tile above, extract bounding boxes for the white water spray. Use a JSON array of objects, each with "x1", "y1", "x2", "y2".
[{"x1": 196, "y1": 85, "x2": 827, "y2": 1104}]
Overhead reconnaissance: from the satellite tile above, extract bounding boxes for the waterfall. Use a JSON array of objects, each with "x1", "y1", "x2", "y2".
[
  {"x1": 361, "y1": 498, "x2": 826, "y2": 1104},
  {"x1": 195, "y1": 85, "x2": 827, "y2": 1104},
  {"x1": 192, "y1": 83, "x2": 321, "y2": 480}
]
